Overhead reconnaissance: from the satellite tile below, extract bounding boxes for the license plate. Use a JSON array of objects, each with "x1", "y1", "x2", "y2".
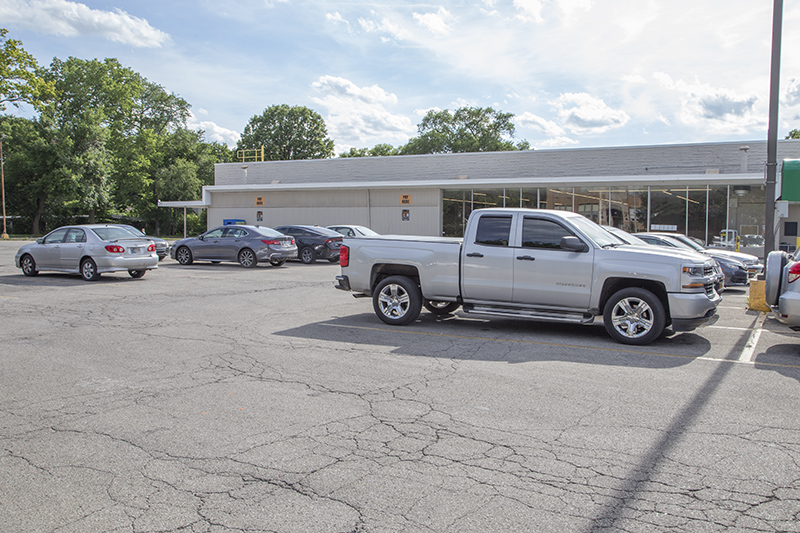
[{"x1": 130, "y1": 247, "x2": 140, "y2": 254}]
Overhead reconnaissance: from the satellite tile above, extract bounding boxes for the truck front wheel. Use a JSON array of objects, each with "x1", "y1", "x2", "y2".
[
  {"x1": 373, "y1": 276, "x2": 422, "y2": 326},
  {"x1": 603, "y1": 287, "x2": 665, "y2": 345}
]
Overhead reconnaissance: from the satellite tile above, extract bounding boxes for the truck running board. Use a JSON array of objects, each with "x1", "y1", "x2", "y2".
[{"x1": 462, "y1": 304, "x2": 594, "y2": 324}]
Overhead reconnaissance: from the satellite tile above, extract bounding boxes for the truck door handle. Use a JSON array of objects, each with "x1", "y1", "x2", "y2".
[
  {"x1": 516, "y1": 255, "x2": 535, "y2": 261},
  {"x1": 466, "y1": 252, "x2": 484, "y2": 258}
]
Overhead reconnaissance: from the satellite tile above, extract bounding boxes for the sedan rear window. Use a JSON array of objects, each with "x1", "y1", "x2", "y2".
[{"x1": 92, "y1": 227, "x2": 145, "y2": 241}]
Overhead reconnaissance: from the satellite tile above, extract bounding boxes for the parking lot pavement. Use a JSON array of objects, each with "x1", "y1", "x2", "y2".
[{"x1": 1, "y1": 240, "x2": 799, "y2": 532}]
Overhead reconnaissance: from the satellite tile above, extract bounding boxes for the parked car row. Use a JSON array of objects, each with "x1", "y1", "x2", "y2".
[{"x1": 14, "y1": 223, "x2": 380, "y2": 280}]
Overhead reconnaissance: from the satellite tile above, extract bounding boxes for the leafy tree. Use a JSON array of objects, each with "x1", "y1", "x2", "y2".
[
  {"x1": 0, "y1": 28, "x2": 55, "y2": 111},
  {"x1": 400, "y1": 107, "x2": 530, "y2": 155},
  {"x1": 339, "y1": 143, "x2": 400, "y2": 158},
  {"x1": 788, "y1": 129, "x2": 800, "y2": 139},
  {"x1": 237, "y1": 105, "x2": 334, "y2": 160}
]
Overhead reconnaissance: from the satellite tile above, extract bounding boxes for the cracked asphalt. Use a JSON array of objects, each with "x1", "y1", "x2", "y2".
[{"x1": 1, "y1": 240, "x2": 799, "y2": 532}]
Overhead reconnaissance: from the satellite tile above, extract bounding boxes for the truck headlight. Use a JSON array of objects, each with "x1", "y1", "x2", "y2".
[{"x1": 682, "y1": 265, "x2": 705, "y2": 277}]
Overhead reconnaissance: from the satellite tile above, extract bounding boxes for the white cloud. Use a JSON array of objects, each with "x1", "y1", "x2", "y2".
[
  {"x1": 326, "y1": 11, "x2": 350, "y2": 30},
  {"x1": 513, "y1": 0, "x2": 545, "y2": 23},
  {"x1": 551, "y1": 93, "x2": 630, "y2": 134},
  {"x1": 786, "y1": 77, "x2": 800, "y2": 107},
  {"x1": 0, "y1": 0, "x2": 169, "y2": 47},
  {"x1": 413, "y1": 7, "x2": 453, "y2": 36},
  {"x1": 358, "y1": 12, "x2": 411, "y2": 42},
  {"x1": 311, "y1": 76, "x2": 414, "y2": 148},
  {"x1": 653, "y1": 73, "x2": 764, "y2": 133},
  {"x1": 515, "y1": 111, "x2": 565, "y2": 137},
  {"x1": 187, "y1": 113, "x2": 240, "y2": 147}
]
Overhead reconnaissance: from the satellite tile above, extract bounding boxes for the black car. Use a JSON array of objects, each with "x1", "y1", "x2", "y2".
[
  {"x1": 274, "y1": 225, "x2": 343, "y2": 264},
  {"x1": 119, "y1": 225, "x2": 171, "y2": 261}
]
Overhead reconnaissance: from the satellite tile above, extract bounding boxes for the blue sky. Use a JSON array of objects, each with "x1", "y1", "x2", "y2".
[{"x1": 2, "y1": 0, "x2": 800, "y2": 154}]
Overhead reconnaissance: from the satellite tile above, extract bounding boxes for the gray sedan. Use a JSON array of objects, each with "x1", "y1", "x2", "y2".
[
  {"x1": 14, "y1": 224, "x2": 159, "y2": 281},
  {"x1": 170, "y1": 225, "x2": 297, "y2": 267}
]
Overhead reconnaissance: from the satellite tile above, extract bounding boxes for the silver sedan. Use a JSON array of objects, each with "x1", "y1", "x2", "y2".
[
  {"x1": 170, "y1": 225, "x2": 297, "y2": 267},
  {"x1": 14, "y1": 225, "x2": 159, "y2": 281}
]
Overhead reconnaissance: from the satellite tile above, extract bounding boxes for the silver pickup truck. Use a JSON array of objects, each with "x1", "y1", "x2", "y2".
[{"x1": 335, "y1": 208, "x2": 720, "y2": 345}]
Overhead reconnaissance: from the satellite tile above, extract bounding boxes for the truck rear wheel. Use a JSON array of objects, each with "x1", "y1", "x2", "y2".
[
  {"x1": 603, "y1": 287, "x2": 665, "y2": 345},
  {"x1": 373, "y1": 275, "x2": 422, "y2": 326}
]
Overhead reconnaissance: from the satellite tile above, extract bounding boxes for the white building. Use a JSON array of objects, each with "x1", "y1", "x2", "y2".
[{"x1": 160, "y1": 139, "x2": 800, "y2": 253}]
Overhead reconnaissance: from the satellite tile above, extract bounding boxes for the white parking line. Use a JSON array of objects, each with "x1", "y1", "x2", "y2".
[{"x1": 738, "y1": 313, "x2": 767, "y2": 363}]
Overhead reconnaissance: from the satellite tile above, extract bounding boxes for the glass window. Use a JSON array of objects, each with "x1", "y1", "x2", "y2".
[
  {"x1": 442, "y1": 189, "x2": 471, "y2": 237},
  {"x1": 521, "y1": 218, "x2": 573, "y2": 249},
  {"x1": 474, "y1": 216, "x2": 512, "y2": 246},
  {"x1": 203, "y1": 228, "x2": 225, "y2": 239},
  {"x1": 44, "y1": 228, "x2": 68, "y2": 244},
  {"x1": 65, "y1": 229, "x2": 86, "y2": 243}
]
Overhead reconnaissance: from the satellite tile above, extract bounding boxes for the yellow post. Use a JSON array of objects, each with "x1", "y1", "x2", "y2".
[{"x1": 748, "y1": 280, "x2": 771, "y2": 312}]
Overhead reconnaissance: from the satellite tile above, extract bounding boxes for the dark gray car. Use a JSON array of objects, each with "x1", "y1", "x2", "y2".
[
  {"x1": 170, "y1": 225, "x2": 297, "y2": 268},
  {"x1": 119, "y1": 225, "x2": 171, "y2": 261}
]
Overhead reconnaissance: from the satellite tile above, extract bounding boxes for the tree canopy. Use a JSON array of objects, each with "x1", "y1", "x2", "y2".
[
  {"x1": 401, "y1": 107, "x2": 530, "y2": 155},
  {"x1": 0, "y1": 28, "x2": 55, "y2": 111},
  {"x1": 237, "y1": 105, "x2": 334, "y2": 160}
]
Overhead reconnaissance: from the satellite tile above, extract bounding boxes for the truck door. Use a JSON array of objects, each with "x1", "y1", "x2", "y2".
[
  {"x1": 512, "y1": 215, "x2": 594, "y2": 310},
  {"x1": 461, "y1": 214, "x2": 515, "y2": 303}
]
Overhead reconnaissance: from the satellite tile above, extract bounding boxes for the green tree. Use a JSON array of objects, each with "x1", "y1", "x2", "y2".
[
  {"x1": 788, "y1": 129, "x2": 800, "y2": 139},
  {"x1": 339, "y1": 143, "x2": 400, "y2": 158},
  {"x1": 0, "y1": 28, "x2": 55, "y2": 111},
  {"x1": 400, "y1": 107, "x2": 530, "y2": 155},
  {"x1": 237, "y1": 105, "x2": 334, "y2": 160}
]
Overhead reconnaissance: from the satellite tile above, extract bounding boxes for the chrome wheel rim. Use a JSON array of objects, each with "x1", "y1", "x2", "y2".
[
  {"x1": 610, "y1": 296, "x2": 654, "y2": 339},
  {"x1": 22, "y1": 257, "x2": 34, "y2": 274},
  {"x1": 177, "y1": 248, "x2": 190, "y2": 264},
  {"x1": 82, "y1": 260, "x2": 96, "y2": 280},
  {"x1": 377, "y1": 283, "x2": 411, "y2": 319},
  {"x1": 240, "y1": 250, "x2": 255, "y2": 267}
]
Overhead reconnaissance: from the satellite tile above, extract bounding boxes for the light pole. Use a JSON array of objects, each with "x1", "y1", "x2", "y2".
[{"x1": 0, "y1": 134, "x2": 8, "y2": 239}]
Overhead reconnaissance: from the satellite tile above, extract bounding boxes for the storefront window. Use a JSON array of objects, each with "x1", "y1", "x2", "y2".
[{"x1": 442, "y1": 189, "x2": 471, "y2": 237}]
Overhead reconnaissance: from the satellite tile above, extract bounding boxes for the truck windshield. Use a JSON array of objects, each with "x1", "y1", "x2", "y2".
[{"x1": 569, "y1": 216, "x2": 625, "y2": 248}]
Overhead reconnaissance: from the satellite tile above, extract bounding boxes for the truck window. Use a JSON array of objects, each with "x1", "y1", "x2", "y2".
[
  {"x1": 475, "y1": 216, "x2": 512, "y2": 246},
  {"x1": 522, "y1": 218, "x2": 573, "y2": 249}
]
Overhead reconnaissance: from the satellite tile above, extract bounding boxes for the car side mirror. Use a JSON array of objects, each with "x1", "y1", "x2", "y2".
[
  {"x1": 198, "y1": 235, "x2": 204, "y2": 241},
  {"x1": 561, "y1": 236, "x2": 588, "y2": 252},
  {"x1": 36, "y1": 238, "x2": 44, "y2": 244}
]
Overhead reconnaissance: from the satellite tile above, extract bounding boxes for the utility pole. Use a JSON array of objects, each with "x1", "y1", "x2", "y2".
[
  {"x1": 0, "y1": 135, "x2": 8, "y2": 239},
  {"x1": 764, "y1": 0, "x2": 783, "y2": 256}
]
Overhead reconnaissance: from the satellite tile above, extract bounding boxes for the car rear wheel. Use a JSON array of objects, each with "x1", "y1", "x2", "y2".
[
  {"x1": 373, "y1": 275, "x2": 422, "y2": 326},
  {"x1": 20, "y1": 254, "x2": 38, "y2": 277},
  {"x1": 603, "y1": 287, "x2": 665, "y2": 345},
  {"x1": 299, "y1": 247, "x2": 317, "y2": 264},
  {"x1": 176, "y1": 246, "x2": 193, "y2": 265},
  {"x1": 423, "y1": 300, "x2": 460, "y2": 315},
  {"x1": 765, "y1": 250, "x2": 789, "y2": 306},
  {"x1": 80, "y1": 258, "x2": 100, "y2": 281},
  {"x1": 128, "y1": 269, "x2": 146, "y2": 278},
  {"x1": 238, "y1": 248, "x2": 257, "y2": 268},
  {"x1": 269, "y1": 258, "x2": 287, "y2": 267}
]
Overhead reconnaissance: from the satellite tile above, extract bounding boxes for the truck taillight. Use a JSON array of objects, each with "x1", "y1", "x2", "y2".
[
  {"x1": 105, "y1": 245, "x2": 125, "y2": 253},
  {"x1": 788, "y1": 263, "x2": 800, "y2": 283},
  {"x1": 339, "y1": 245, "x2": 349, "y2": 267}
]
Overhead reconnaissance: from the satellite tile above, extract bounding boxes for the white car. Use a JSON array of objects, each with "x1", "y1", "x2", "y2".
[
  {"x1": 327, "y1": 225, "x2": 380, "y2": 238},
  {"x1": 765, "y1": 248, "x2": 800, "y2": 329},
  {"x1": 15, "y1": 224, "x2": 159, "y2": 281}
]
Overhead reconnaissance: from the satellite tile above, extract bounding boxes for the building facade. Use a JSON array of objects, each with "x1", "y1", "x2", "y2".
[{"x1": 160, "y1": 139, "x2": 800, "y2": 253}]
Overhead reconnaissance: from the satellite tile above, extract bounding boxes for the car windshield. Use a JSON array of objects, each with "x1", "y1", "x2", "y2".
[
  {"x1": 312, "y1": 227, "x2": 345, "y2": 237},
  {"x1": 606, "y1": 227, "x2": 648, "y2": 246},
  {"x1": 92, "y1": 226, "x2": 146, "y2": 241},
  {"x1": 122, "y1": 225, "x2": 146, "y2": 237},
  {"x1": 569, "y1": 216, "x2": 622, "y2": 247},
  {"x1": 670, "y1": 235, "x2": 705, "y2": 252},
  {"x1": 354, "y1": 226, "x2": 379, "y2": 236}
]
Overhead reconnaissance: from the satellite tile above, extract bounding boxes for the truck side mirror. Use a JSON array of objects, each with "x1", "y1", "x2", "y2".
[{"x1": 561, "y1": 236, "x2": 588, "y2": 252}]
